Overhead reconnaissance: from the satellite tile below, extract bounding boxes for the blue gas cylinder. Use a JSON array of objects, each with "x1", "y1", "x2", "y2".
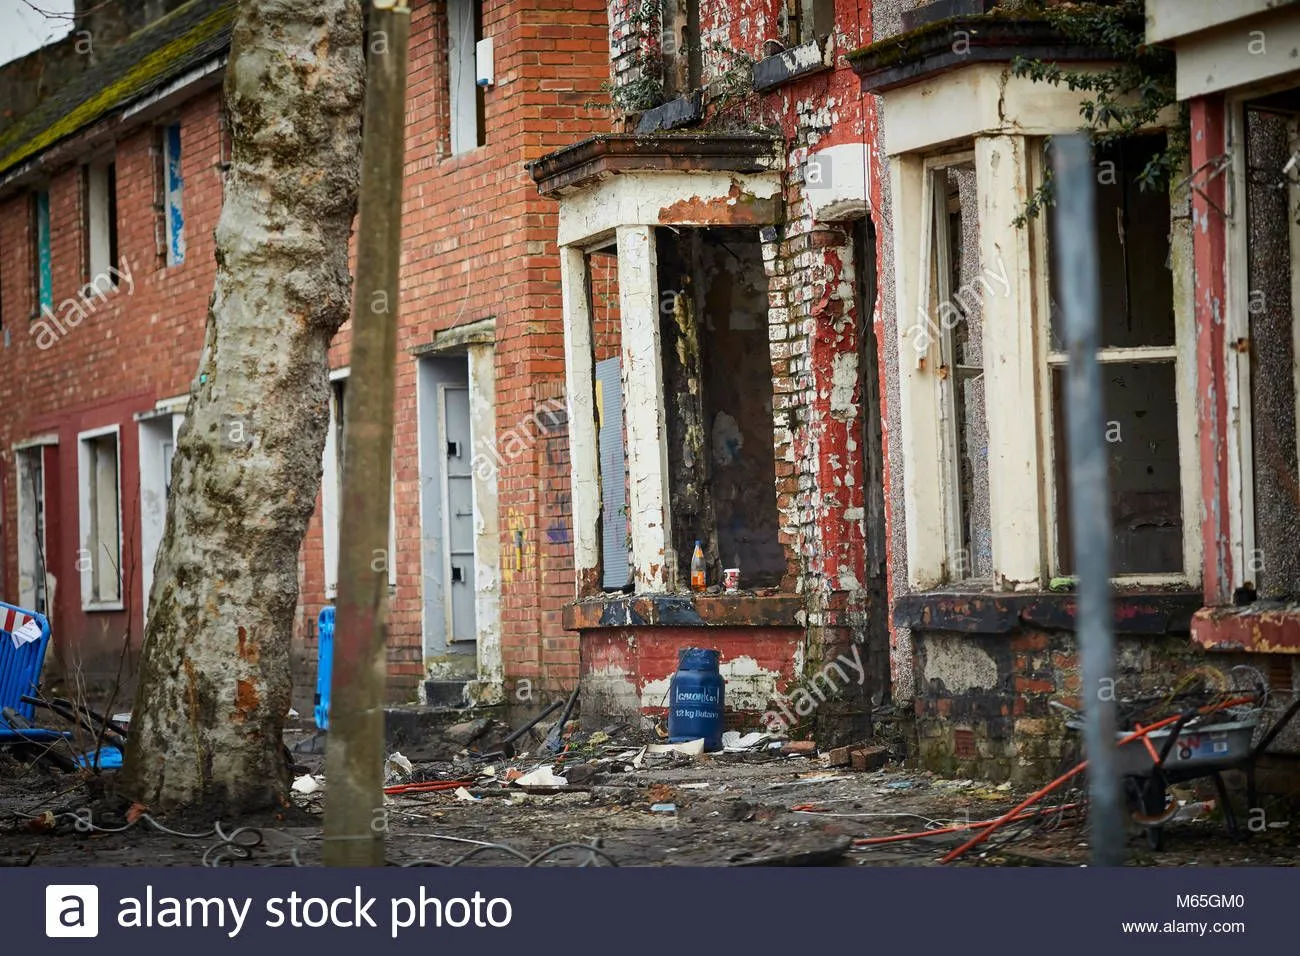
[{"x1": 667, "y1": 647, "x2": 725, "y2": 751}]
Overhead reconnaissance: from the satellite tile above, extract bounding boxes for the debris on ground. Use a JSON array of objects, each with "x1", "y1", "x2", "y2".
[{"x1": 2, "y1": 713, "x2": 1297, "y2": 868}]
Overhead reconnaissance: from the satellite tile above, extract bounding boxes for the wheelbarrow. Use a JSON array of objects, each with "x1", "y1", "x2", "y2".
[{"x1": 1055, "y1": 680, "x2": 1300, "y2": 850}]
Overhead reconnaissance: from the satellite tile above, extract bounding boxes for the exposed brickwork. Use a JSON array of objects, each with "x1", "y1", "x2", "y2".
[{"x1": 571, "y1": 0, "x2": 882, "y2": 746}]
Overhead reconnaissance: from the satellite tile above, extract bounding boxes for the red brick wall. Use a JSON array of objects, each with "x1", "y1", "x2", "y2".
[
  {"x1": 1, "y1": 0, "x2": 611, "y2": 710},
  {"x1": 0, "y1": 89, "x2": 225, "y2": 690},
  {"x1": 293, "y1": 0, "x2": 613, "y2": 706}
]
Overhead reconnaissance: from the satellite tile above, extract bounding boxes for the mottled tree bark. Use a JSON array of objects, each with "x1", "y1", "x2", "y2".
[{"x1": 120, "y1": 0, "x2": 364, "y2": 812}]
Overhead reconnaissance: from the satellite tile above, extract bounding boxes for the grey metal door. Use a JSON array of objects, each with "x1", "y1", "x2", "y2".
[{"x1": 442, "y1": 385, "x2": 477, "y2": 642}]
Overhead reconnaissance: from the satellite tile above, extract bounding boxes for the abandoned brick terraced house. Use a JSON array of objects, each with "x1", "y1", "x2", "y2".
[
  {"x1": 1, "y1": 0, "x2": 1299, "y2": 797},
  {"x1": 0, "y1": 0, "x2": 610, "y2": 713}
]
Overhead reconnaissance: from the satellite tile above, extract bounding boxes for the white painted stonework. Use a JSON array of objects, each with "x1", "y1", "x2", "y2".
[
  {"x1": 556, "y1": 169, "x2": 780, "y2": 248},
  {"x1": 803, "y1": 142, "x2": 873, "y2": 222}
]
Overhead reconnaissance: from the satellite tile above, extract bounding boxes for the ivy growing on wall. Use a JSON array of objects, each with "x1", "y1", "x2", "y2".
[
  {"x1": 602, "y1": 0, "x2": 667, "y2": 112},
  {"x1": 1007, "y1": 0, "x2": 1184, "y2": 225},
  {"x1": 596, "y1": 0, "x2": 757, "y2": 118}
]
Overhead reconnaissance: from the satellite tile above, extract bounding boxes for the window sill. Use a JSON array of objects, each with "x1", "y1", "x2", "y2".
[
  {"x1": 563, "y1": 591, "x2": 803, "y2": 631},
  {"x1": 892, "y1": 588, "x2": 1202, "y2": 637},
  {"x1": 752, "y1": 39, "x2": 832, "y2": 94},
  {"x1": 634, "y1": 92, "x2": 703, "y2": 134},
  {"x1": 1191, "y1": 602, "x2": 1300, "y2": 654},
  {"x1": 83, "y1": 601, "x2": 125, "y2": 613}
]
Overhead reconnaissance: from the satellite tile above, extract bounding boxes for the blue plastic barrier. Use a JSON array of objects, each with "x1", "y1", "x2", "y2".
[
  {"x1": 0, "y1": 601, "x2": 70, "y2": 743},
  {"x1": 314, "y1": 605, "x2": 335, "y2": 730}
]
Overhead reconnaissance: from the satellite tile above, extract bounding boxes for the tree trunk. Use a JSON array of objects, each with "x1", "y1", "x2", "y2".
[{"x1": 119, "y1": 0, "x2": 364, "y2": 813}]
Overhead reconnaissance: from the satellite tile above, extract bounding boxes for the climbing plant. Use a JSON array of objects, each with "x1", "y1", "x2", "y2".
[
  {"x1": 602, "y1": 0, "x2": 667, "y2": 112},
  {"x1": 1007, "y1": 0, "x2": 1184, "y2": 225}
]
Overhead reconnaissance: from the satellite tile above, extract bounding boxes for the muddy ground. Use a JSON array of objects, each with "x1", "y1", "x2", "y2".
[{"x1": 0, "y1": 723, "x2": 1296, "y2": 867}]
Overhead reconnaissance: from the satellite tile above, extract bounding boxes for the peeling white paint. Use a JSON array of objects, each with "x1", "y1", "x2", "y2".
[
  {"x1": 923, "y1": 635, "x2": 998, "y2": 694},
  {"x1": 467, "y1": 344, "x2": 503, "y2": 700},
  {"x1": 618, "y1": 226, "x2": 672, "y2": 591},
  {"x1": 556, "y1": 170, "x2": 781, "y2": 248},
  {"x1": 641, "y1": 654, "x2": 782, "y2": 711},
  {"x1": 803, "y1": 142, "x2": 873, "y2": 222},
  {"x1": 829, "y1": 350, "x2": 859, "y2": 419}
]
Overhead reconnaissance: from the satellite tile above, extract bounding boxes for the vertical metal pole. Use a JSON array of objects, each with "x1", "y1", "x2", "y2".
[
  {"x1": 324, "y1": 0, "x2": 410, "y2": 867},
  {"x1": 1051, "y1": 134, "x2": 1124, "y2": 866}
]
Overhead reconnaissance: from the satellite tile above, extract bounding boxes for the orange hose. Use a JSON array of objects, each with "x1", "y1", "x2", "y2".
[
  {"x1": 1134, "y1": 723, "x2": 1161, "y2": 763},
  {"x1": 940, "y1": 696, "x2": 1255, "y2": 865},
  {"x1": 852, "y1": 803, "x2": 1082, "y2": 846}
]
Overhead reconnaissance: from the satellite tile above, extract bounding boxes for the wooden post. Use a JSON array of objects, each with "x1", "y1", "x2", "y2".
[{"x1": 323, "y1": 0, "x2": 410, "y2": 867}]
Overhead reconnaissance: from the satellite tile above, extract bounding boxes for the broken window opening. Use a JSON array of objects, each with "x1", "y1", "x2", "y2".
[
  {"x1": 929, "y1": 159, "x2": 992, "y2": 581},
  {"x1": 448, "y1": 0, "x2": 486, "y2": 154},
  {"x1": 78, "y1": 427, "x2": 122, "y2": 609},
  {"x1": 788, "y1": 0, "x2": 835, "y2": 45},
  {"x1": 84, "y1": 160, "x2": 119, "y2": 284},
  {"x1": 1046, "y1": 134, "x2": 1183, "y2": 577},
  {"x1": 16, "y1": 446, "x2": 50, "y2": 616},
  {"x1": 1241, "y1": 93, "x2": 1300, "y2": 599},
  {"x1": 31, "y1": 188, "x2": 52, "y2": 312},
  {"x1": 656, "y1": 227, "x2": 783, "y2": 591},
  {"x1": 661, "y1": 0, "x2": 701, "y2": 98}
]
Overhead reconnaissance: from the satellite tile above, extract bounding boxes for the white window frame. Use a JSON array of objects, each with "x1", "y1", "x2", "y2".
[
  {"x1": 897, "y1": 135, "x2": 1201, "y2": 592},
  {"x1": 1222, "y1": 87, "x2": 1300, "y2": 592},
  {"x1": 14, "y1": 435, "x2": 57, "y2": 614},
  {"x1": 322, "y1": 368, "x2": 397, "y2": 599},
  {"x1": 925, "y1": 151, "x2": 988, "y2": 583},
  {"x1": 85, "y1": 159, "x2": 117, "y2": 281},
  {"x1": 1029, "y1": 136, "x2": 1201, "y2": 587},
  {"x1": 77, "y1": 424, "x2": 124, "y2": 612},
  {"x1": 447, "y1": 0, "x2": 483, "y2": 155},
  {"x1": 136, "y1": 396, "x2": 186, "y2": 621}
]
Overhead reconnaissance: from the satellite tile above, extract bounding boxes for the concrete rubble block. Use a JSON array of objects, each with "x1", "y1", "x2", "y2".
[{"x1": 444, "y1": 716, "x2": 494, "y2": 746}]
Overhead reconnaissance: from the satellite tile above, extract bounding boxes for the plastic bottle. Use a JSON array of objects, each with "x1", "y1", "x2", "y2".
[{"x1": 690, "y1": 540, "x2": 706, "y2": 592}]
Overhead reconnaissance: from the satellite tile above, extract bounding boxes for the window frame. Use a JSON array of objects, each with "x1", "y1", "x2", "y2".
[
  {"x1": 160, "y1": 123, "x2": 186, "y2": 266},
  {"x1": 915, "y1": 150, "x2": 992, "y2": 585},
  {"x1": 924, "y1": 151, "x2": 990, "y2": 583},
  {"x1": 77, "y1": 424, "x2": 124, "y2": 612},
  {"x1": 446, "y1": 0, "x2": 485, "y2": 155},
  {"x1": 322, "y1": 368, "x2": 397, "y2": 599},
  {"x1": 83, "y1": 159, "x2": 119, "y2": 284},
  {"x1": 1222, "y1": 89, "x2": 1300, "y2": 593},
  {"x1": 30, "y1": 188, "x2": 52, "y2": 314},
  {"x1": 1029, "y1": 136, "x2": 1201, "y2": 587}
]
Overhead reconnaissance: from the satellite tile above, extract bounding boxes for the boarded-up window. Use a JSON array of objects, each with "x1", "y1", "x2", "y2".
[
  {"x1": 78, "y1": 428, "x2": 122, "y2": 608},
  {"x1": 31, "y1": 189, "x2": 52, "y2": 311},
  {"x1": 448, "y1": 0, "x2": 485, "y2": 154},
  {"x1": 84, "y1": 161, "x2": 119, "y2": 283},
  {"x1": 1242, "y1": 96, "x2": 1300, "y2": 598}
]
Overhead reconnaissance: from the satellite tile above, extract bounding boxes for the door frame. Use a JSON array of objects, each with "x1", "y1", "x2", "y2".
[{"x1": 415, "y1": 332, "x2": 502, "y2": 700}]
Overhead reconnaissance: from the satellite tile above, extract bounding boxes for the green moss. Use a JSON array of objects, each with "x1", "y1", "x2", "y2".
[{"x1": 0, "y1": 2, "x2": 235, "y2": 175}]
